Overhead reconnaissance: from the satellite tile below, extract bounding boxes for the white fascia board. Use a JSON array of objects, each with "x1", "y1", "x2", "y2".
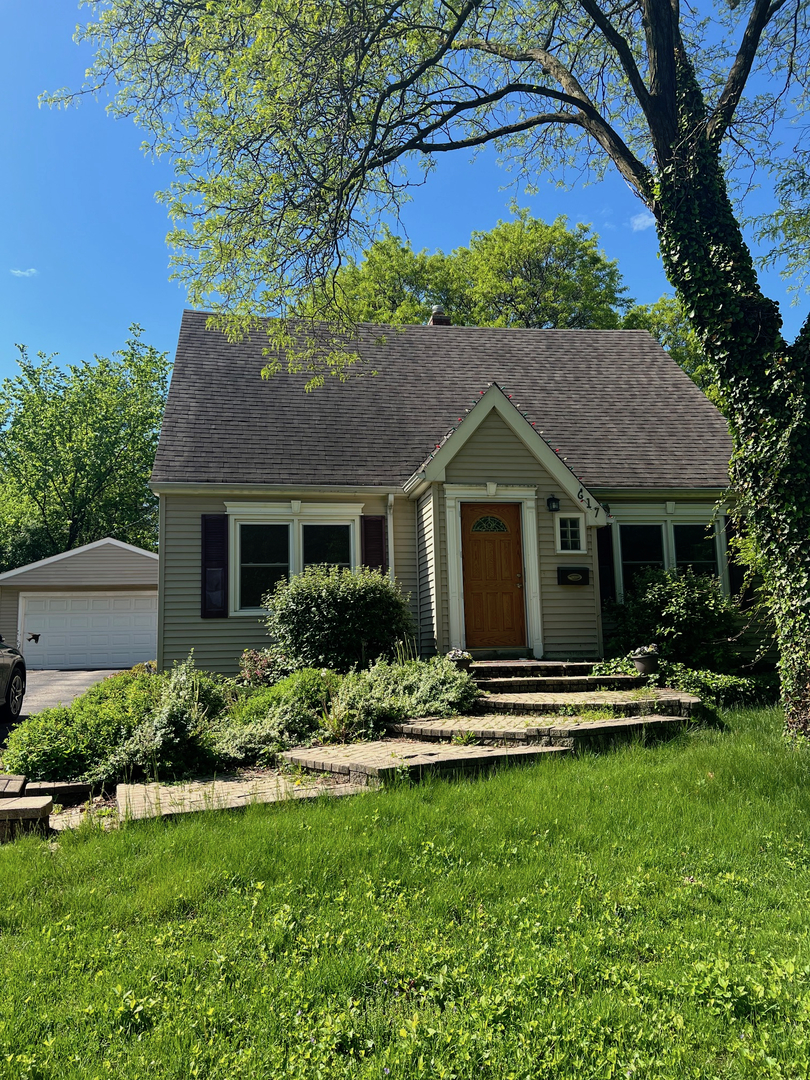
[
  {"x1": 417, "y1": 384, "x2": 606, "y2": 525},
  {"x1": 0, "y1": 537, "x2": 158, "y2": 582}
]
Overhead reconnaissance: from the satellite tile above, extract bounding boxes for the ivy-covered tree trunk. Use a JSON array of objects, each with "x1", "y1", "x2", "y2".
[{"x1": 654, "y1": 50, "x2": 810, "y2": 735}]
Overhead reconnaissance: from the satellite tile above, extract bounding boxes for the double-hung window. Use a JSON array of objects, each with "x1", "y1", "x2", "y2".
[
  {"x1": 614, "y1": 517, "x2": 722, "y2": 598},
  {"x1": 227, "y1": 503, "x2": 363, "y2": 613}
]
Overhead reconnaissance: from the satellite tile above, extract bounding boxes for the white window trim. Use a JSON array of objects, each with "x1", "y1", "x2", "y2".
[
  {"x1": 443, "y1": 484, "x2": 543, "y2": 659},
  {"x1": 613, "y1": 516, "x2": 725, "y2": 600},
  {"x1": 226, "y1": 502, "x2": 364, "y2": 615},
  {"x1": 554, "y1": 512, "x2": 587, "y2": 554}
]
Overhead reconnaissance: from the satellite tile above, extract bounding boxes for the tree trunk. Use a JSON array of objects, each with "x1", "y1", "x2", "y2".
[{"x1": 653, "y1": 50, "x2": 810, "y2": 735}]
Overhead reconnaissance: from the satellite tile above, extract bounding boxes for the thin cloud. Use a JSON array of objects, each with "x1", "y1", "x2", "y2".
[
  {"x1": 629, "y1": 213, "x2": 656, "y2": 232},
  {"x1": 10, "y1": 268, "x2": 37, "y2": 278}
]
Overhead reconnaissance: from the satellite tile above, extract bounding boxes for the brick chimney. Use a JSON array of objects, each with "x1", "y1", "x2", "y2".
[{"x1": 428, "y1": 304, "x2": 451, "y2": 326}]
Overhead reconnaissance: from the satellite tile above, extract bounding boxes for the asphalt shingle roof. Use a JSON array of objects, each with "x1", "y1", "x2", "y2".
[{"x1": 152, "y1": 310, "x2": 732, "y2": 490}]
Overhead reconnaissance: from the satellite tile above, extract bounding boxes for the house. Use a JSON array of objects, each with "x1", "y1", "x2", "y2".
[
  {"x1": 0, "y1": 538, "x2": 158, "y2": 669},
  {"x1": 151, "y1": 309, "x2": 732, "y2": 674}
]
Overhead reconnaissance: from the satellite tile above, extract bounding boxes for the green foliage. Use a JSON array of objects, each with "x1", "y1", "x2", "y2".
[
  {"x1": 0, "y1": 327, "x2": 170, "y2": 568},
  {"x1": 2, "y1": 671, "x2": 164, "y2": 781},
  {"x1": 606, "y1": 568, "x2": 741, "y2": 671},
  {"x1": 323, "y1": 656, "x2": 480, "y2": 741},
  {"x1": 5, "y1": 707, "x2": 810, "y2": 1076},
  {"x1": 306, "y1": 211, "x2": 629, "y2": 330},
  {"x1": 264, "y1": 566, "x2": 414, "y2": 672},
  {"x1": 592, "y1": 654, "x2": 777, "y2": 709}
]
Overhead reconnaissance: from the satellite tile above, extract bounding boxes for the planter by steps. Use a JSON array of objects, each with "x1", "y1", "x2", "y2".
[{"x1": 633, "y1": 655, "x2": 659, "y2": 675}]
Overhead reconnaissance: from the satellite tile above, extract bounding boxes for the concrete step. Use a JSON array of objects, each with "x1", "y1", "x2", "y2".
[
  {"x1": 471, "y1": 660, "x2": 596, "y2": 679},
  {"x1": 0, "y1": 795, "x2": 53, "y2": 841},
  {"x1": 389, "y1": 713, "x2": 689, "y2": 751},
  {"x1": 0, "y1": 774, "x2": 26, "y2": 799},
  {"x1": 474, "y1": 674, "x2": 645, "y2": 694},
  {"x1": 478, "y1": 689, "x2": 700, "y2": 717},
  {"x1": 282, "y1": 740, "x2": 569, "y2": 785}
]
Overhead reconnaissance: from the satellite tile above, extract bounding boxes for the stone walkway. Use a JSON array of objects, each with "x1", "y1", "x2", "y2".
[
  {"x1": 282, "y1": 739, "x2": 569, "y2": 783},
  {"x1": 116, "y1": 773, "x2": 366, "y2": 821}
]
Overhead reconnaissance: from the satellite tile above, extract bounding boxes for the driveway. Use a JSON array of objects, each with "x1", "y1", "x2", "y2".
[{"x1": 20, "y1": 670, "x2": 121, "y2": 719}]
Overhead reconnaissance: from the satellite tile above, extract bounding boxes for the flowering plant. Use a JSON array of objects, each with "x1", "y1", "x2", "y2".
[
  {"x1": 630, "y1": 643, "x2": 659, "y2": 658},
  {"x1": 446, "y1": 648, "x2": 472, "y2": 661}
]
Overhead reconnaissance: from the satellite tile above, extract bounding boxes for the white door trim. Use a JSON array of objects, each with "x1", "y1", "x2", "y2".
[{"x1": 443, "y1": 485, "x2": 543, "y2": 658}]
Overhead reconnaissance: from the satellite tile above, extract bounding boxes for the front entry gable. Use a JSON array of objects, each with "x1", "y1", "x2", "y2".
[{"x1": 405, "y1": 384, "x2": 606, "y2": 525}]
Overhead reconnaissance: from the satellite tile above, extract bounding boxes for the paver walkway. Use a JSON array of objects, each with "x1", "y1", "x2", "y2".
[
  {"x1": 117, "y1": 773, "x2": 366, "y2": 821},
  {"x1": 282, "y1": 739, "x2": 568, "y2": 783}
]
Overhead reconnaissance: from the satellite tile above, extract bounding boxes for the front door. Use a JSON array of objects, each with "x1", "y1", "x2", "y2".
[{"x1": 461, "y1": 502, "x2": 526, "y2": 649}]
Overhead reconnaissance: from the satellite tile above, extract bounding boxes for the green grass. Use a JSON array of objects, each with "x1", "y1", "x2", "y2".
[{"x1": 3, "y1": 707, "x2": 810, "y2": 1078}]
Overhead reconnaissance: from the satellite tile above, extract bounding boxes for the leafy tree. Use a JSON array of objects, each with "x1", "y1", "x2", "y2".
[
  {"x1": 317, "y1": 212, "x2": 628, "y2": 329},
  {"x1": 60, "y1": 2, "x2": 810, "y2": 734},
  {"x1": 0, "y1": 328, "x2": 171, "y2": 568}
]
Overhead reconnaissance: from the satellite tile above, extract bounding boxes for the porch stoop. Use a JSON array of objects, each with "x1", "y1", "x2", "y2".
[{"x1": 283, "y1": 660, "x2": 702, "y2": 785}]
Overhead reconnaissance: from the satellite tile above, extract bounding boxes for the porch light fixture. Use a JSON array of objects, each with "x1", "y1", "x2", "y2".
[{"x1": 546, "y1": 494, "x2": 561, "y2": 513}]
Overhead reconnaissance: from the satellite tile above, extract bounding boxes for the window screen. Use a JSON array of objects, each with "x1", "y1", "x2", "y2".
[
  {"x1": 239, "y1": 524, "x2": 289, "y2": 608},
  {"x1": 620, "y1": 524, "x2": 664, "y2": 593},
  {"x1": 674, "y1": 524, "x2": 718, "y2": 576},
  {"x1": 558, "y1": 517, "x2": 582, "y2": 551},
  {"x1": 303, "y1": 524, "x2": 351, "y2": 569}
]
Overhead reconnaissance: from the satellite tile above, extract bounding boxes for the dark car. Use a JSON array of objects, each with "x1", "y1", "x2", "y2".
[{"x1": 0, "y1": 636, "x2": 25, "y2": 720}]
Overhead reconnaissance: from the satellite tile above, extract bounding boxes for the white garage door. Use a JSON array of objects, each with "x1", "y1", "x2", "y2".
[{"x1": 21, "y1": 593, "x2": 158, "y2": 670}]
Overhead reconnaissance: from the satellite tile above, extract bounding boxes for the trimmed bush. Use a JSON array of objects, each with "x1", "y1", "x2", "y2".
[
  {"x1": 605, "y1": 567, "x2": 741, "y2": 671},
  {"x1": 263, "y1": 565, "x2": 414, "y2": 672}
]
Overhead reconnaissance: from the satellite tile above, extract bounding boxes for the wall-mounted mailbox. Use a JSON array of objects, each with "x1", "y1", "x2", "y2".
[{"x1": 557, "y1": 566, "x2": 590, "y2": 586}]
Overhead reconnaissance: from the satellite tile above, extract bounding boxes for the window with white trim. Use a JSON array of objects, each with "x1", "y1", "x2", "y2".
[
  {"x1": 555, "y1": 512, "x2": 586, "y2": 553},
  {"x1": 614, "y1": 518, "x2": 722, "y2": 598},
  {"x1": 227, "y1": 502, "x2": 363, "y2": 613}
]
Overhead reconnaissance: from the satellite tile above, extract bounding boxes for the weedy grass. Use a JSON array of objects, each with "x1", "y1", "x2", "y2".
[{"x1": 2, "y1": 706, "x2": 810, "y2": 1078}]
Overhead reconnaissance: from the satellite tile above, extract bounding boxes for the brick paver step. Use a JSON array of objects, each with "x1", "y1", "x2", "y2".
[
  {"x1": 281, "y1": 740, "x2": 569, "y2": 784},
  {"x1": 0, "y1": 795, "x2": 53, "y2": 841},
  {"x1": 389, "y1": 713, "x2": 689, "y2": 748},
  {"x1": 26, "y1": 781, "x2": 92, "y2": 805},
  {"x1": 474, "y1": 675, "x2": 645, "y2": 694},
  {"x1": 480, "y1": 689, "x2": 700, "y2": 717},
  {"x1": 117, "y1": 775, "x2": 365, "y2": 822},
  {"x1": 471, "y1": 661, "x2": 596, "y2": 679},
  {"x1": 0, "y1": 775, "x2": 26, "y2": 798}
]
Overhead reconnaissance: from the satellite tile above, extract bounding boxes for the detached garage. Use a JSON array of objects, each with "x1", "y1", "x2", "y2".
[{"x1": 0, "y1": 539, "x2": 158, "y2": 670}]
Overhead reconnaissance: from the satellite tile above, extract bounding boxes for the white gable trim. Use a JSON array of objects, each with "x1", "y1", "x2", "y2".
[
  {"x1": 407, "y1": 384, "x2": 606, "y2": 525},
  {"x1": 0, "y1": 538, "x2": 158, "y2": 583}
]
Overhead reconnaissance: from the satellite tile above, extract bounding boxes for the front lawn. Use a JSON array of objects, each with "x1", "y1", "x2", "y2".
[{"x1": 2, "y1": 706, "x2": 810, "y2": 1078}]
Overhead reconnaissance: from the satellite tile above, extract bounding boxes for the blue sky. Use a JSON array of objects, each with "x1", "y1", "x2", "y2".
[{"x1": 1, "y1": 0, "x2": 805, "y2": 382}]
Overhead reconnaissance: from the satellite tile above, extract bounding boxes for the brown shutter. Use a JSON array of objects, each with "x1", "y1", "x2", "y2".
[
  {"x1": 361, "y1": 515, "x2": 388, "y2": 573},
  {"x1": 201, "y1": 514, "x2": 228, "y2": 618}
]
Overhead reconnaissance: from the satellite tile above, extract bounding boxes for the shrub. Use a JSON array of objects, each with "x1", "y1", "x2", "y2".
[
  {"x1": 2, "y1": 670, "x2": 165, "y2": 781},
  {"x1": 237, "y1": 647, "x2": 297, "y2": 688},
  {"x1": 263, "y1": 565, "x2": 414, "y2": 672},
  {"x1": 591, "y1": 654, "x2": 778, "y2": 708},
  {"x1": 605, "y1": 567, "x2": 741, "y2": 670},
  {"x1": 321, "y1": 656, "x2": 480, "y2": 741},
  {"x1": 92, "y1": 655, "x2": 229, "y2": 782}
]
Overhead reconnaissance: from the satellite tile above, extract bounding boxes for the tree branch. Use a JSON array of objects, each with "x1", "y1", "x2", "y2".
[{"x1": 707, "y1": 0, "x2": 788, "y2": 143}]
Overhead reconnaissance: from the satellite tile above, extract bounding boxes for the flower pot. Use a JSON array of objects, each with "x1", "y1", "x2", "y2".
[
  {"x1": 633, "y1": 655, "x2": 659, "y2": 675},
  {"x1": 450, "y1": 658, "x2": 473, "y2": 673}
]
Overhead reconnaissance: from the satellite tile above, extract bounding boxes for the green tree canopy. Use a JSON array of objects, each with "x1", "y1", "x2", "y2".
[
  {"x1": 0, "y1": 327, "x2": 171, "y2": 570},
  {"x1": 59, "y1": 0, "x2": 810, "y2": 733},
  {"x1": 307, "y1": 212, "x2": 628, "y2": 329}
]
